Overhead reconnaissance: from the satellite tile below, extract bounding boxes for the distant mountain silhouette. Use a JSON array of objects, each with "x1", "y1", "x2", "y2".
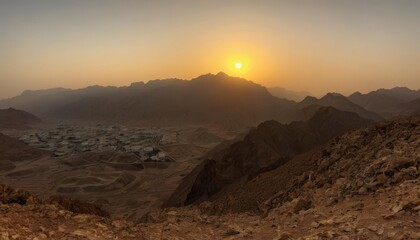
[
  {"x1": 0, "y1": 73, "x2": 297, "y2": 129},
  {"x1": 4, "y1": 74, "x2": 417, "y2": 129},
  {"x1": 0, "y1": 86, "x2": 118, "y2": 117},
  {"x1": 297, "y1": 93, "x2": 383, "y2": 121},
  {"x1": 268, "y1": 87, "x2": 311, "y2": 102},
  {"x1": 348, "y1": 87, "x2": 420, "y2": 118},
  {"x1": 165, "y1": 107, "x2": 373, "y2": 207},
  {"x1": 0, "y1": 108, "x2": 42, "y2": 130}
]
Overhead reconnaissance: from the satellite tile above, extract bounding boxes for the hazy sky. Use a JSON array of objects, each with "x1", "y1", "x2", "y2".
[{"x1": 1, "y1": 0, "x2": 419, "y2": 99}]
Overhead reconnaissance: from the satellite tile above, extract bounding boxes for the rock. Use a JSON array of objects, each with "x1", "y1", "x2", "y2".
[
  {"x1": 339, "y1": 223, "x2": 354, "y2": 232},
  {"x1": 352, "y1": 202, "x2": 364, "y2": 210},
  {"x1": 319, "y1": 218, "x2": 335, "y2": 226},
  {"x1": 291, "y1": 198, "x2": 312, "y2": 214},
  {"x1": 375, "y1": 227, "x2": 384, "y2": 236},
  {"x1": 367, "y1": 225, "x2": 378, "y2": 232},
  {"x1": 358, "y1": 187, "x2": 368, "y2": 195},
  {"x1": 376, "y1": 174, "x2": 388, "y2": 185},
  {"x1": 392, "y1": 205, "x2": 403, "y2": 213},
  {"x1": 225, "y1": 228, "x2": 240, "y2": 236},
  {"x1": 310, "y1": 221, "x2": 320, "y2": 228},
  {"x1": 274, "y1": 232, "x2": 294, "y2": 240}
]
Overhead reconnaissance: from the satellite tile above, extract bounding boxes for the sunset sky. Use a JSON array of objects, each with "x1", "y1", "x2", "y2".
[{"x1": 1, "y1": 0, "x2": 419, "y2": 99}]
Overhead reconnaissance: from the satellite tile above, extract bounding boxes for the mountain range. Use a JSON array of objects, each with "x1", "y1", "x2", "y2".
[
  {"x1": 348, "y1": 87, "x2": 420, "y2": 118},
  {"x1": 0, "y1": 73, "x2": 418, "y2": 130},
  {"x1": 0, "y1": 73, "x2": 296, "y2": 130}
]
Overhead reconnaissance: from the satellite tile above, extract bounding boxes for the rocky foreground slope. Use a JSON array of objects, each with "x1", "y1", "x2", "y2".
[{"x1": 1, "y1": 116, "x2": 419, "y2": 239}]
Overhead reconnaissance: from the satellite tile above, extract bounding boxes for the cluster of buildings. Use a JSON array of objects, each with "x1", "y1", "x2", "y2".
[{"x1": 19, "y1": 124, "x2": 170, "y2": 162}]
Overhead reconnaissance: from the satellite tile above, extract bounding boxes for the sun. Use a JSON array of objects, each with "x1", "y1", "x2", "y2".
[{"x1": 235, "y1": 62, "x2": 242, "y2": 69}]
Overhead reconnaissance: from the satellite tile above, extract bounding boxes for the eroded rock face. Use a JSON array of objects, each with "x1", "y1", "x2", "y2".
[{"x1": 0, "y1": 184, "x2": 42, "y2": 205}]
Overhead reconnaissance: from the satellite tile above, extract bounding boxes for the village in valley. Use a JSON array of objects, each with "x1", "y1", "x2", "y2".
[{"x1": 18, "y1": 124, "x2": 176, "y2": 162}]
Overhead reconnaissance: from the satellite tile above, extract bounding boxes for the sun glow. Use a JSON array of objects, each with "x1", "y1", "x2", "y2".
[{"x1": 235, "y1": 62, "x2": 242, "y2": 69}]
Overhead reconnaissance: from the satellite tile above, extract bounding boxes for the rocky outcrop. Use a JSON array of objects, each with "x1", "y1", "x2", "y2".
[
  {"x1": 265, "y1": 115, "x2": 420, "y2": 211},
  {"x1": 0, "y1": 183, "x2": 42, "y2": 205},
  {"x1": 0, "y1": 183, "x2": 145, "y2": 239}
]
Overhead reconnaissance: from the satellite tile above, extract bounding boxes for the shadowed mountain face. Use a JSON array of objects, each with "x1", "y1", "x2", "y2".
[
  {"x1": 165, "y1": 107, "x2": 373, "y2": 207},
  {"x1": 298, "y1": 93, "x2": 383, "y2": 121},
  {"x1": 348, "y1": 87, "x2": 420, "y2": 118},
  {"x1": 0, "y1": 73, "x2": 296, "y2": 130},
  {"x1": 0, "y1": 108, "x2": 42, "y2": 130}
]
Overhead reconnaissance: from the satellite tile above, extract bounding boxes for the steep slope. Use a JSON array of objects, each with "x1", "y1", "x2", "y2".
[
  {"x1": 165, "y1": 107, "x2": 373, "y2": 207},
  {"x1": 268, "y1": 87, "x2": 311, "y2": 102},
  {"x1": 348, "y1": 87, "x2": 420, "y2": 118},
  {"x1": 0, "y1": 108, "x2": 42, "y2": 130},
  {"x1": 298, "y1": 93, "x2": 383, "y2": 121}
]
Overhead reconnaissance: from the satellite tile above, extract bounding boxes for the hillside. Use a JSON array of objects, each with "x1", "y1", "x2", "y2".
[
  {"x1": 0, "y1": 108, "x2": 42, "y2": 130},
  {"x1": 141, "y1": 115, "x2": 420, "y2": 239},
  {"x1": 348, "y1": 87, "x2": 420, "y2": 118},
  {"x1": 165, "y1": 107, "x2": 373, "y2": 207},
  {"x1": 0, "y1": 133, "x2": 47, "y2": 172},
  {"x1": 298, "y1": 93, "x2": 383, "y2": 121}
]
